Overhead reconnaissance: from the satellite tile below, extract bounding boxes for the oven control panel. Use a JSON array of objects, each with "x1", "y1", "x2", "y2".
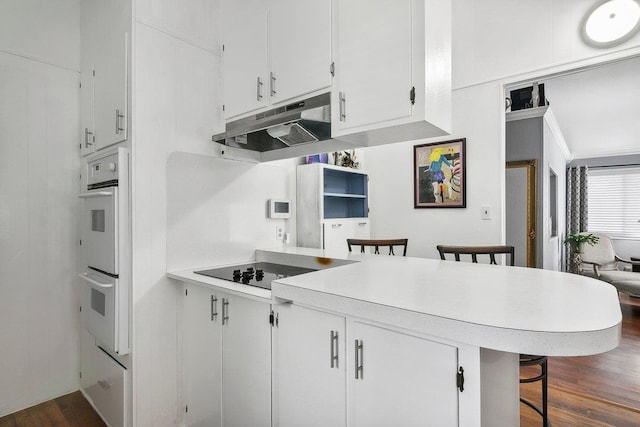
[{"x1": 86, "y1": 147, "x2": 127, "y2": 187}]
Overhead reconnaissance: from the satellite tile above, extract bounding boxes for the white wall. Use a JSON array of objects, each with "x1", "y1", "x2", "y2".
[
  {"x1": 131, "y1": 2, "x2": 298, "y2": 425},
  {"x1": 542, "y1": 111, "x2": 569, "y2": 270},
  {"x1": 367, "y1": 0, "x2": 640, "y2": 259},
  {"x1": 452, "y1": 0, "x2": 640, "y2": 89},
  {"x1": 367, "y1": 83, "x2": 505, "y2": 258},
  {"x1": 0, "y1": 0, "x2": 80, "y2": 71},
  {"x1": 0, "y1": 1, "x2": 80, "y2": 413},
  {"x1": 167, "y1": 153, "x2": 296, "y2": 273},
  {"x1": 132, "y1": 16, "x2": 219, "y2": 426}
]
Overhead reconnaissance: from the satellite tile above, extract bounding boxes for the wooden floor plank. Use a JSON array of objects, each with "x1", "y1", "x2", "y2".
[
  {"x1": 55, "y1": 392, "x2": 105, "y2": 427},
  {"x1": 37, "y1": 400, "x2": 67, "y2": 427},
  {"x1": 0, "y1": 414, "x2": 18, "y2": 427},
  {"x1": 0, "y1": 392, "x2": 104, "y2": 427},
  {"x1": 11, "y1": 405, "x2": 41, "y2": 427},
  {"x1": 521, "y1": 294, "x2": 640, "y2": 426}
]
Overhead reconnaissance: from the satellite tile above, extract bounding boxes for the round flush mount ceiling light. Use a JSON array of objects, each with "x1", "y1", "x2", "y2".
[{"x1": 581, "y1": 0, "x2": 640, "y2": 47}]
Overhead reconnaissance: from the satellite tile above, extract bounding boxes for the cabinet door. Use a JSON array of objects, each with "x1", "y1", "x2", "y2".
[
  {"x1": 91, "y1": 0, "x2": 129, "y2": 149},
  {"x1": 335, "y1": 0, "x2": 413, "y2": 132},
  {"x1": 221, "y1": 0, "x2": 268, "y2": 119},
  {"x1": 79, "y1": 63, "x2": 95, "y2": 156},
  {"x1": 183, "y1": 284, "x2": 222, "y2": 427},
  {"x1": 221, "y1": 294, "x2": 271, "y2": 427},
  {"x1": 323, "y1": 220, "x2": 370, "y2": 251},
  {"x1": 350, "y1": 322, "x2": 459, "y2": 427},
  {"x1": 80, "y1": 329, "x2": 127, "y2": 427},
  {"x1": 273, "y1": 304, "x2": 346, "y2": 427},
  {"x1": 269, "y1": 0, "x2": 332, "y2": 105}
]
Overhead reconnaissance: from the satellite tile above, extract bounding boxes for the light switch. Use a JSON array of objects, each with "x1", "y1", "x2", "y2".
[{"x1": 481, "y1": 205, "x2": 491, "y2": 220}]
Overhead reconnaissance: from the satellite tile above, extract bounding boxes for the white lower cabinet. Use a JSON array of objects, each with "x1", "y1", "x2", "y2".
[
  {"x1": 222, "y1": 293, "x2": 272, "y2": 427},
  {"x1": 274, "y1": 305, "x2": 460, "y2": 426},
  {"x1": 322, "y1": 219, "x2": 370, "y2": 252},
  {"x1": 182, "y1": 283, "x2": 222, "y2": 427},
  {"x1": 273, "y1": 304, "x2": 347, "y2": 427},
  {"x1": 182, "y1": 283, "x2": 271, "y2": 427},
  {"x1": 350, "y1": 321, "x2": 459, "y2": 427},
  {"x1": 80, "y1": 330, "x2": 128, "y2": 427}
]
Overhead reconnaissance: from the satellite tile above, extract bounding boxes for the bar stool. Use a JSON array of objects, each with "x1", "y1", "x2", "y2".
[
  {"x1": 519, "y1": 354, "x2": 550, "y2": 426},
  {"x1": 436, "y1": 244, "x2": 550, "y2": 426},
  {"x1": 347, "y1": 238, "x2": 408, "y2": 256}
]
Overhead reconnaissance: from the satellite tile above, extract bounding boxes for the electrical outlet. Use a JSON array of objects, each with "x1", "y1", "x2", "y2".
[
  {"x1": 481, "y1": 205, "x2": 491, "y2": 220},
  {"x1": 276, "y1": 226, "x2": 284, "y2": 240}
]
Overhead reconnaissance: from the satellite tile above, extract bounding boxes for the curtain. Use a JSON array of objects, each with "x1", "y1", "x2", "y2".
[{"x1": 565, "y1": 166, "x2": 588, "y2": 272}]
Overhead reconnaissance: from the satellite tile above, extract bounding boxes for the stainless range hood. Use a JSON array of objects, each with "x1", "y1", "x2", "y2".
[{"x1": 213, "y1": 93, "x2": 332, "y2": 153}]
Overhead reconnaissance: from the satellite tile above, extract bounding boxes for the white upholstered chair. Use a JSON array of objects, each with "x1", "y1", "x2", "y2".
[{"x1": 579, "y1": 233, "x2": 640, "y2": 297}]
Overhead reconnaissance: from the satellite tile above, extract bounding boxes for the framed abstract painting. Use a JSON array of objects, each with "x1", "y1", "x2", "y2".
[{"x1": 414, "y1": 138, "x2": 466, "y2": 208}]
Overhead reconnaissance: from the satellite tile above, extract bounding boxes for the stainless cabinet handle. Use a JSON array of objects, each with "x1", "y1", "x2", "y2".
[
  {"x1": 270, "y1": 72, "x2": 276, "y2": 96},
  {"x1": 355, "y1": 339, "x2": 363, "y2": 379},
  {"x1": 115, "y1": 109, "x2": 124, "y2": 134},
  {"x1": 331, "y1": 223, "x2": 343, "y2": 228},
  {"x1": 211, "y1": 295, "x2": 218, "y2": 321},
  {"x1": 257, "y1": 77, "x2": 263, "y2": 101},
  {"x1": 222, "y1": 298, "x2": 229, "y2": 325},
  {"x1": 358, "y1": 222, "x2": 367, "y2": 226},
  {"x1": 339, "y1": 92, "x2": 346, "y2": 121},
  {"x1": 330, "y1": 331, "x2": 339, "y2": 368},
  {"x1": 84, "y1": 128, "x2": 94, "y2": 148}
]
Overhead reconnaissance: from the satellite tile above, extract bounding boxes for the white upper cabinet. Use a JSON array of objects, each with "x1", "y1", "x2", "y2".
[
  {"x1": 335, "y1": 0, "x2": 412, "y2": 131},
  {"x1": 269, "y1": 0, "x2": 332, "y2": 105},
  {"x1": 79, "y1": 61, "x2": 95, "y2": 156},
  {"x1": 80, "y1": 0, "x2": 129, "y2": 155},
  {"x1": 221, "y1": 0, "x2": 332, "y2": 120},
  {"x1": 221, "y1": 0, "x2": 268, "y2": 118},
  {"x1": 333, "y1": 0, "x2": 451, "y2": 144}
]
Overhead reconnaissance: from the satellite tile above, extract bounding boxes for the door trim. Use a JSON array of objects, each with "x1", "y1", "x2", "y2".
[{"x1": 506, "y1": 160, "x2": 537, "y2": 268}]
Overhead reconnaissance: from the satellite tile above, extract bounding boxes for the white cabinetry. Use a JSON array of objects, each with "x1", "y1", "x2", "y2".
[
  {"x1": 182, "y1": 283, "x2": 271, "y2": 427},
  {"x1": 80, "y1": 0, "x2": 129, "y2": 156},
  {"x1": 297, "y1": 163, "x2": 370, "y2": 250},
  {"x1": 80, "y1": 330, "x2": 128, "y2": 427},
  {"x1": 350, "y1": 321, "x2": 458, "y2": 426},
  {"x1": 334, "y1": 0, "x2": 412, "y2": 132},
  {"x1": 273, "y1": 304, "x2": 460, "y2": 427},
  {"x1": 332, "y1": 0, "x2": 451, "y2": 143},
  {"x1": 221, "y1": 293, "x2": 272, "y2": 427},
  {"x1": 221, "y1": 0, "x2": 332, "y2": 119},
  {"x1": 273, "y1": 304, "x2": 346, "y2": 427},
  {"x1": 182, "y1": 283, "x2": 222, "y2": 427}
]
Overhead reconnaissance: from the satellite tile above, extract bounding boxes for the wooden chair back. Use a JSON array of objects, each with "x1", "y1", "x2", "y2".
[
  {"x1": 347, "y1": 239, "x2": 408, "y2": 256},
  {"x1": 436, "y1": 245, "x2": 515, "y2": 266}
]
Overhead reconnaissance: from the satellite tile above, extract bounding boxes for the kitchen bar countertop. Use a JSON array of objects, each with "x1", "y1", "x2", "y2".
[
  {"x1": 169, "y1": 246, "x2": 621, "y2": 356},
  {"x1": 262, "y1": 247, "x2": 621, "y2": 356}
]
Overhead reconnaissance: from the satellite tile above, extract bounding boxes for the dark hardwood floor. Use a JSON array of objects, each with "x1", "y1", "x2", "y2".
[
  {"x1": 521, "y1": 294, "x2": 640, "y2": 426},
  {"x1": 0, "y1": 391, "x2": 105, "y2": 427},
  {"x1": 3, "y1": 294, "x2": 640, "y2": 426}
]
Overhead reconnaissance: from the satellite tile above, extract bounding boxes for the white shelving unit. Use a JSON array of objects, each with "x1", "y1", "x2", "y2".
[{"x1": 296, "y1": 163, "x2": 370, "y2": 251}]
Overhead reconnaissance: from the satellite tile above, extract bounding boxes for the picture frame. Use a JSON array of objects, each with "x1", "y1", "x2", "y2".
[{"x1": 414, "y1": 138, "x2": 466, "y2": 208}]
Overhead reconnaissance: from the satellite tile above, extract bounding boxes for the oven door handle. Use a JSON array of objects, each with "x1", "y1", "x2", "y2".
[
  {"x1": 78, "y1": 273, "x2": 114, "y2": 289},
  {"x1": 77, "y1": 191, "x2": 113, "y2": 198}
]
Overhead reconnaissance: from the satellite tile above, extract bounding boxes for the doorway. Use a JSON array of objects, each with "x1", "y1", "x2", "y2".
[{"x1": 506, "y1": 160, "x2": 537, "y2": 268}]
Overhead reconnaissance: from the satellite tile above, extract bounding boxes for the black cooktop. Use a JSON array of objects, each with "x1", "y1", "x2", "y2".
[{"x1": 195, "y1": 262, "x2": 316, "y2": 290}]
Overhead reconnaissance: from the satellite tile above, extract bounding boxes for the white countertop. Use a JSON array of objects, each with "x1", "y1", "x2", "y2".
[
  {"x1": 169, "y1": 246, "x2": 622, "y2": 356},
  {"x1": 267, "y1": 248, "x2": 622, "y2": 356}
]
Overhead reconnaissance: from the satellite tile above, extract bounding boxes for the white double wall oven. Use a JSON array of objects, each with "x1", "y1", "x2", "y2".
[{"x1": 79, "y1": 147, "x2": 130, "y2": 356}]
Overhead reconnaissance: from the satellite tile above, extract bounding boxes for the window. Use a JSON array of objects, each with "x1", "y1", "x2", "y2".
[{"x1": 588, "y1": 167, "x2": 640, "y2": 238}]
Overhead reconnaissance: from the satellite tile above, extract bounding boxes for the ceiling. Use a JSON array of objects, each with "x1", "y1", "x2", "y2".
[{"x1": 541, "y1": 55, "x2": 640, "y2": 160}]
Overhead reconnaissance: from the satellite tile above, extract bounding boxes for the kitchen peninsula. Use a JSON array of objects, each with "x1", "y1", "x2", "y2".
[{"x1": 169, "y1": 247, "x2": 621, "y2": 427}]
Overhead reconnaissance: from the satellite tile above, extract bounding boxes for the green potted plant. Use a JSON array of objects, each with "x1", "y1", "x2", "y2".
[{"x1": 564, "y1": 233, "x2": 599, "y2": 254}]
